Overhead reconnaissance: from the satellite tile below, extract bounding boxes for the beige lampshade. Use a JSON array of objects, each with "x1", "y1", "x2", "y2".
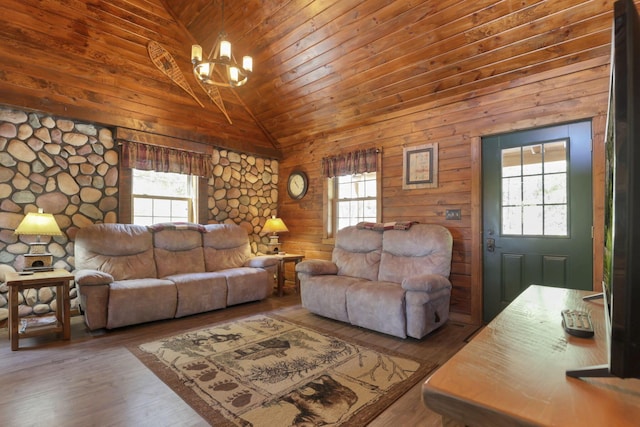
[
  {"x1": 262, "y1": 217, "x2": 289, "y2": 234},
  {"x1": 14, "y1": 211, "x2": 62, "y2": 238}
]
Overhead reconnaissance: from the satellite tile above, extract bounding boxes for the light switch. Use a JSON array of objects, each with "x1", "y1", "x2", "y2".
[{"x1": 446, "y1": 209, "x2": 461, "y2": 220}]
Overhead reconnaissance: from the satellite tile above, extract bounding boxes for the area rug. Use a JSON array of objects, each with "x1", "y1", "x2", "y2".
[{"x1": 131, "y1": 313, "x2": 438, "y2": 426}]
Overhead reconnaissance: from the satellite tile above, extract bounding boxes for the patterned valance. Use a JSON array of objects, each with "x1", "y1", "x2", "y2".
[
  {"x1": 120, "y1": 141, "x2": 212, "y2": 178},
  {"x1": 321, "y1": 148, "x2": 379, "y2": 178}
]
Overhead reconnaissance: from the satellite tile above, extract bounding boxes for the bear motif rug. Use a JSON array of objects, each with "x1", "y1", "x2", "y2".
[{"x1": 132, "y1": 313, "x2": 438, "y2": 426}]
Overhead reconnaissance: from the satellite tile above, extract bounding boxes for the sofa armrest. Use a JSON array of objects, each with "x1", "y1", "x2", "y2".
[
  {"x1": 402, "y1": 274, "x2": 451, "y2": 293},
  {"x1": 245, "y1": 255, "x2": 280, "y2": 268},
  {"x1": 295, "y1": 260, "x2": 338, "y2": 276},
  {"x1": 75, "y1": 269, "x2": 114, "y2": 286},
  {"x1": 74, "y1": 270, "x2": 111, "y2": 330}
]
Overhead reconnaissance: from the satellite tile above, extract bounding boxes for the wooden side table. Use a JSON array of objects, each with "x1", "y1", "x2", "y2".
[
  {"x1": 6, "y1": 269, "x2": 74, "y2": 351},
  {"x1": 275, "y1": 253, "x2": 304, "y2": 296}
]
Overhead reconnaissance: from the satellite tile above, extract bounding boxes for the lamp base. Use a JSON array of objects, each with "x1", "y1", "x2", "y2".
[
  {"x1": 267, "y1": 235, "x2": 281, "y2": 254},
  {"x1": 24, "y1": 253, "x2": 53, "y2": 271},
  {"x1": 267, "y1": 243, "x2": 280, "y2": 254},
  {"x1": 28, "y1": 242, "x2": 48, "y2": 254}
]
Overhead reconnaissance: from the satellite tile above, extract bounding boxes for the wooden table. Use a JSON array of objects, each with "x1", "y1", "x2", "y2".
[
  {"x1": 6, "y1": 269, "x2": 74, "y2": 351},
  {"x1": 275, "y1": 253, "x2": 304, "y2": 296},
  {"x1": 422, "y1": 285, "x2": 640, "y2": 427}
]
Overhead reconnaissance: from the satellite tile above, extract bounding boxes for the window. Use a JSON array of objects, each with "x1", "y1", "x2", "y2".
[
  {"x1": 501, "y1": 140, "x2": 568, "y2": 236},
  {"x1": 132, "y1": 169, "x2": 198, "y2": 225},
  {"x1": 325, "y1": 171, "x2": 380, "y2": 240},
  {"x1": 321, "y1": 148, "x2": 381, "y2": 241}
]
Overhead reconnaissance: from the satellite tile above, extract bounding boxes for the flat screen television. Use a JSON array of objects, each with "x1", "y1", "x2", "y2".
[{"x1": 567, "y1": 0, "x2": 640, "y2": 379}]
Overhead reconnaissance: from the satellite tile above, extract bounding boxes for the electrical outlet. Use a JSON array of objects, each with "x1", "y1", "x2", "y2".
[{"x1": 446, "y1": 209, "x2": 461, "y2": 220}]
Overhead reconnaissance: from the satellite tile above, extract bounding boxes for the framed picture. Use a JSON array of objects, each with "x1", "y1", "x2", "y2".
[{"x1": 402, "y1": 143, "x2": 438, "y2": 189}]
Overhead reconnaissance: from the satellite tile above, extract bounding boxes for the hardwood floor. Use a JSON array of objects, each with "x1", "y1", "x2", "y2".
[{"x1": 0, "y1": 292, "x2": 477, "y2": 426}]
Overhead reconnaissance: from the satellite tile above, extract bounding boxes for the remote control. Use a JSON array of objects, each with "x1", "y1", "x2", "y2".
[{"x1": 561, "y1": 309, "x2": 594, "y2": 338}]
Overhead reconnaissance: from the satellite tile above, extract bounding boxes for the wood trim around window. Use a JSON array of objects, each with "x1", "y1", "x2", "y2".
[
  {"x1": 198, "y1": 176, "x2": 209, "y2": 223},
  {"x1": 118, "y1": 165, "x2": 132, "y2": 223}
]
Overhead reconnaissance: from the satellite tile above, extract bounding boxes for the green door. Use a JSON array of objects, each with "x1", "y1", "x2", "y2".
[{"x1": 482, "y1": 121, "x2": 593, "y2": 322}]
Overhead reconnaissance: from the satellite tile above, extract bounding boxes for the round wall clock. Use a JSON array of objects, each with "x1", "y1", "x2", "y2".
[{"x1": 287, "y1": 171, "x2": 308, "y2": 200}]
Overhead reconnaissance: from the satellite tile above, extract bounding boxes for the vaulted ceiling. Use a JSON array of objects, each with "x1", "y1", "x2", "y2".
[
  {"x1": 0, "y1": 0, "x2": 618, "y2": 157},
  {"x1": 165, "y1": 0, "x2": 613, "y2": 148}
]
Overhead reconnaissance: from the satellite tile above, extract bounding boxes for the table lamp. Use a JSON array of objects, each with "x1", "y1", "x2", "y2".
[
  {"x1": 14, "y1": 208, "x2": 62, "y2": 271},
  {"x1": 262, "y1": 216, "x2": 289, "y2": 254}
]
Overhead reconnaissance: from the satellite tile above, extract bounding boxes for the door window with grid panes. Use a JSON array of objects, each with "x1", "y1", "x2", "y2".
[
  {"x1": 132, "y1": 169, "x2": 197, "y2": 225},
  {"x1": 501, "y1": 140, "x2": 568, "y2": 236}
]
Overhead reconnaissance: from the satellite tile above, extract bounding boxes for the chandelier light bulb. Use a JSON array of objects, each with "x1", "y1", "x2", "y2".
[
  {"x1": 242, "y1": 56, "x2": 253, "y2": 73},
  {"x1": 220, "y1": 40, "x2": 231, "y2": 61},
  {"x1": 191, "y1": 44, "x2": 202, "y2": 62},
  {"x1": 229, "y1": 66, "x2": 239, "y2": 82},
  {"x1": 199, "y1": 62, "x2": 210, "y2": 78}
]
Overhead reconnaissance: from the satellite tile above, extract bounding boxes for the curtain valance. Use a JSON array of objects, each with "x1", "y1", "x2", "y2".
[
  {"x1": 321, "y1": 148, "x2": 379, "y2": 178},
  {"x1": 120, "y1": 141, "x2": 212, "y2": 178}
]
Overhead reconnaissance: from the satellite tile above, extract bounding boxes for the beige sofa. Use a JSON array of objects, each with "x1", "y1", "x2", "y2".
[
  {"x1": 295, "y1": 223, "x2": 453, "y2": 339},
  {"x1": 74, "y1": 222, "x2": 278, "y2": 330}
]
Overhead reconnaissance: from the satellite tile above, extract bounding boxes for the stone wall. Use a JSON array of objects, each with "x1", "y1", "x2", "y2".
[
  {"x1": 0, "y1": 106, "x2": 119, "y2": 323},
  {"x1": 0, "y1": 108, "x2": 119, "y2": 269},
  {"x1": 0, "y1": 105, "x2": 279, "y2": 324},
  {"x1": 209, "y1": 149, "x2": 279, "y2": 254}
]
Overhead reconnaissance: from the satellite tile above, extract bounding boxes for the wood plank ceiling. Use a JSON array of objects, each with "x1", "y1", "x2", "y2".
[
  {"x1": 0, "y1": 0, "x2": 278, "y2": 157},
  {"x1": 165, "y1": 0, "x2": 614, "y2": 150}
]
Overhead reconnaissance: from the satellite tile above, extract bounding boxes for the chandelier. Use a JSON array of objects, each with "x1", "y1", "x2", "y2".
[{"x1": 190, "y1": 0, "x2": 253, "y2": 88}]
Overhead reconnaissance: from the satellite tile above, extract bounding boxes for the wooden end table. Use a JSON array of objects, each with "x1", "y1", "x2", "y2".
[
  {"x1": 275, "y1": 253, "x2": 304, "y2": 296},
  {"x1": 6, "y1": 269, "x2": 74, "y2": 351}
]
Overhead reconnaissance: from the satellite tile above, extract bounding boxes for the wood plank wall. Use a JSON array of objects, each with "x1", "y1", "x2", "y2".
[{"x1": 278, "y1": 57, "x2": 609, "y2": 324}]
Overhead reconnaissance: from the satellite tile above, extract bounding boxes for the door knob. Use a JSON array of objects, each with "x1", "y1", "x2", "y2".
[{"x1": 486, "y1": 238, "x2": 496, "y2": 252}]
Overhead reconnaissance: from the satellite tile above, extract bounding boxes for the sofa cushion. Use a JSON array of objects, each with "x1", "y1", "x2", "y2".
[
  {"x1": 346, "y1": 281, "x2": 406, "y2": 338},
  {"x1": 152, "y1": 228, "x2": 205, "y2": 277},
  {"x1": 107, "y1": 278, "x2": 177, "y2": 329},
  {"x1": 300, "y1": 275, "x2": 364, "y2": 323},
  {"x1": 75, "y1": 223, "x2": 157, "y2": 281},
  {"x1": 203, "y1": 224, "x2": 252, "y2": 271},
  {"x1": 166, "y1": 272, "x2": 228, "y2": 318},
  {"x1": 219, "y1": 267, "x2": 271, "y2": 306},
  {"x1": 154, "y1": 246, "x2": 205, "y2": 278},
  {"x1": 378, "y1": 224, "x2": 453, "y2": 283},
  {"x1": 332, "y1": 226, "x2": 382, "y2": 281}
]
